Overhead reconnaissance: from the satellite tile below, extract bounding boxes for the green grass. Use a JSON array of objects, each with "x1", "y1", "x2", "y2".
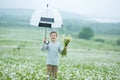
[
  {"x1": 0, "y1": 27, "x2": 120, "y2": 80},
  {"x1": 70, "y1": 37, "x2": 120, "y2": 51}
]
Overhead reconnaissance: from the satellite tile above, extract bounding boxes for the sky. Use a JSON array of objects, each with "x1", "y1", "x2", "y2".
[{"x1": 0, "y1": 0, "x2": 120, "y2": 22}]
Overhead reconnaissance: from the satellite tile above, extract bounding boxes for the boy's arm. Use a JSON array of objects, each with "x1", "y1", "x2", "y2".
[
  {"x1": 41, "y1": 38, "x2": 48, "y2": 51},
  {"x1": 41, "y1": 43, "x2": 48, "y2": 51}
]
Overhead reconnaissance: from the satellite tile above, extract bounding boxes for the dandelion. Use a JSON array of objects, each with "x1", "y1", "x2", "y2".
[{"x1": 61, "y1": 34, "x2": 72, "y2": 56}]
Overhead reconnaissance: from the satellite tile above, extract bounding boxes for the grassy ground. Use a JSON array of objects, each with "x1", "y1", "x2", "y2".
[{"x1": 0, "y1": 27, "x2": 120, "y2": 80}]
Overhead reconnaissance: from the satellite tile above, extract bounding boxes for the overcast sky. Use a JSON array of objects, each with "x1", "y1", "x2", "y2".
[{"x1": 0, "y1": 0, "x2": 120, "y2": 22}]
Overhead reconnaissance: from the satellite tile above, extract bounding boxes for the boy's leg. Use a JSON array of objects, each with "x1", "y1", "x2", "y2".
[
  {"x1": 47, "y1": 65, "x2": 52, "y2": 78},
  {"x1": 52, "y1": 66, "x2": 58, "y2": 79}
]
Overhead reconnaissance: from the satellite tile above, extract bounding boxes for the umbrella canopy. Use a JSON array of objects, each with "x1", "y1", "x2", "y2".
[{"x1": 30, "y1": 4, "x2": 63, "y2": 28}]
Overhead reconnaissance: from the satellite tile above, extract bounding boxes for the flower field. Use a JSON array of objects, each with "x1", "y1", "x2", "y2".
[
  {"x1": 0, "y1": 28, "x2": 120, "y2": 80},
  {"x1": 0, "y1": 47, "x2": 120, "y2": 80}
]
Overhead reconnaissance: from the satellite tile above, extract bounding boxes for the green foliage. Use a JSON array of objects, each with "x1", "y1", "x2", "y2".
[
  {"x1": 94, "y1": 38, "x2": 105, "y2": 43},
  {"x1": 116, "y1": 38, "x2": 120, "y2": 46},
  {"x1": 78, "y1": 27, "x2": 94, "y2": 39},
  {"x1": 14, "y1": 42, "x2": 26, "y2": 51}
]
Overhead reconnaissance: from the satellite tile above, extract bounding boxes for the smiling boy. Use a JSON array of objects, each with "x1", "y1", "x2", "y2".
[{"x1": 41, "y1": 31, "x2": 62, "y2": 80}]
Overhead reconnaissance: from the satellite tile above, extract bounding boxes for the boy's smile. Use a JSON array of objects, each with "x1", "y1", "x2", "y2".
[{"x1": 50, "y1": 33, "x2": 57, "y2": 42}]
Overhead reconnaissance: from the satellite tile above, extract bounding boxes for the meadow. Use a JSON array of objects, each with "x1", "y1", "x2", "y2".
[
  {"x1": 0, "y1": 8, "x2": 120, "y2": 80},
  {"x1": 0, "y1": 27, "x2": 120, "y2": 80}
]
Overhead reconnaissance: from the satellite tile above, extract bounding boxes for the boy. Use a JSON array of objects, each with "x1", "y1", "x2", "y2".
[{"x1": 41, "y1": 31, "x2": 63, "y2": 80}]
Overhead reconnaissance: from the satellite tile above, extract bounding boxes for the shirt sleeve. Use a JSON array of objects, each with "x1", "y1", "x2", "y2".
[{"x1": 41, "y1": 43, "x2": 48, "y2": 51}]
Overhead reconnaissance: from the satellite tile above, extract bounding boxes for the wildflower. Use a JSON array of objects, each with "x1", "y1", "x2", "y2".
[{"x1": 61, "y1": 34, "x2": 72, "y2": 56}]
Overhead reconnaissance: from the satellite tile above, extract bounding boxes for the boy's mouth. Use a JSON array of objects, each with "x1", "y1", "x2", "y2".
[{"x1": 52, "y1": 38, "x2": 55, "y2": 39}]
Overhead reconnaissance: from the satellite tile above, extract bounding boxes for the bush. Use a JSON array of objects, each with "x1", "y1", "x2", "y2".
[
  {"x1": 94, "y1": 38, "x2": 105, "y2": 43},
  {"x1": 79, "y1": 27, "x2": 94, "y2": 39},
  {"x1": 116, "y1": 39, "x2": 120, "y2": 46}
]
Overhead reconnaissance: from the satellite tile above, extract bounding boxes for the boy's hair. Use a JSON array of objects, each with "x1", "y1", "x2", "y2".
[{"x1": 50, "y1": 31, "x2": 57, "y2": 36}]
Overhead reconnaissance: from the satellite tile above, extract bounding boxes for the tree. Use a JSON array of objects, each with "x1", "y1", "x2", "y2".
[
  {"x1": 116, "y1": 38, "x2": 120, "y2": 46},
  {"x1": 79, "y1": 27, "x2": 94, "y2": 39}
]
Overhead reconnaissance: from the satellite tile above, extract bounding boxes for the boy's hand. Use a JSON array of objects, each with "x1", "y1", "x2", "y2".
[
  {"x1": 43, "y1": 37, "x2": 49, "y2": 44},
  {"x1": 65, "y1": 46, "x2": 68, "y2": 49},
  {"x1": 44, "y1": 37, "x2": 46, "y2": 43}
]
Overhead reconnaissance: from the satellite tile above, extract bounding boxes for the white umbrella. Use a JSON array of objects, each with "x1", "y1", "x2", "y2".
[{"x1": 30, "y1": 4, "x2": 63, "y2": 38}]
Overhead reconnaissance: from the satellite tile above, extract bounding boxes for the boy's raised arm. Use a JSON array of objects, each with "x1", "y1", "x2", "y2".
[{"x1": 41, "y1": 38, "x2": 48, "y2": 51}]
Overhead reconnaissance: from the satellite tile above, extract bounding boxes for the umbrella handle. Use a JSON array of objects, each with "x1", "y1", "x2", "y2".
[
  {"x1": 43, "y1": 28, "x2": 47, "y2": 43},
  {"x1": 44, "y1": 28, "x2": 47, "y2": 43},
  {"x1": 44, "y1": 28, "x2": 49, "y2": 44},
  {"x1": 45, "y1": 28, "x2": 47, "y2": 38}
]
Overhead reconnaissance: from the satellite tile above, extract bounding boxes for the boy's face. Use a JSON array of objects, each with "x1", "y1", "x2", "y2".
[{"x1": 50, "y1": 33, "x2": 57, "y2": 42}]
